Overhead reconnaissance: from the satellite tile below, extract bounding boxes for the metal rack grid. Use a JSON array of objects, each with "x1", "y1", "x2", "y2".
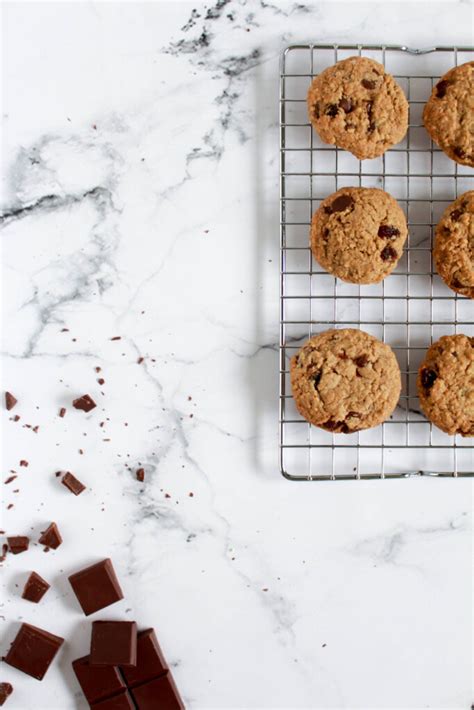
[{"x1": 279, "y1": 44, "x2": 474, "y2": 481}]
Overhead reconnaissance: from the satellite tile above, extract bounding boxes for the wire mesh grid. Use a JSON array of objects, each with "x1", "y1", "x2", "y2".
[{"x1": 279, "y1": 44, "x2": 474, "y2": 481}]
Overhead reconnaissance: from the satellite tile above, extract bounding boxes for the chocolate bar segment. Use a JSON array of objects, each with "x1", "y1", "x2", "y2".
[
  {"x1": 121, "y1": 628, "x2": 167, "y2": 688},
  {"x1": 90, "y1": 621, "x2": 137, "y2": 667},
  {"x1": 5, "y1": 623, "x2": 64, "y2": 680},
  {"x1": 68, "y1": 558, "x2": 124, "y2": 616},
  {"x1": 131, "y1": 671, "x2": 184, "y2": 710},
  {"x1": 39, "y1": 522, "x2": 62, "y2": 549},
  {"x1": 22, "y1": 571, "x2": 50, "y2": 603},
  {"x1": 72, "y1": 655, "x2": 126, "y2": 704},
  {"x1": 92, "y1": 689, "x2": 135, "y2": 709}
]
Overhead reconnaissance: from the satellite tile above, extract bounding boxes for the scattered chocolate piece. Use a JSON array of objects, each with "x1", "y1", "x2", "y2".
[
  {"x1": 32, "y1": 425, "x2": 39, "y2": 433},
  {"x1": 97, "y1": 378, "x2": 105, "y2": 385},
  {"x1": 361, "y1": 78, "x2": 376, "y2": 89},
  {"x1": 137, "y1": 357, "x2": 144, "y2": 364},
  {"x1": 339, "y1": 97, "x2": 352, "y2": 113},
  {"x1": 136, "y1": 468, "x2": 145, "y2": 483},
  {"x1": 5, "y1": 393, "x2": 17, "y2": 411},
  {"x1": 131, "y1": 671, "x2": 184, "y2": 710},
  {"x1": 55, "y1": 471, "x2": 61, "y2": 477},
  {"x1": 22, "y1": 571, "x2": 50, "y2": 603},
  {"x1": 95, "y1": 366, "x2": 102, "y2": 373},
  {"x1": 189, "y1": 492, "x2": 194, "y2": 497},
  {"x1": 0, "y1": 683, "x2": 13, "y2": 706},
  {"x1": 19, "y1": 460, "x2": 28, "y2": 467},
  {"x1": 90, "y1": 621, "x2": 137, "y2": 667},
  {"x1": 5, "y1": 623, "x2": 64, "y2": 680},
  {"x1": 0, "y1": 543, "x2": 8, "y2": 562},
  {"x1": 4, "y1": 476, "x2": 17, "y2": 485},
  {"x1": 121, "y1": 628, "x2": 167, "y2": 688},
  {"x1": 378, "y1": 225, "x2": 400, "y2": 239},
  {"x1": 436, "y1": 79, "x2": 449, "y2": 98},
  {"x1": 380, "y1": 245, "x2": 397, "y2": 261},
  {"x1": 7, "y1": 536, "x2": 29, "y2": 554},
  {"x1": 72, "y1": 655, "x2": 126, "y2": 704},
  {"x1": 110, "y1": 336, "x2": 122, "y2": 341},
  {"x1": 39, "y1": 523, "x2": 62, "y2": 550},
  {"x1": 59, "y1": 407, "x2": 66, "y2": 418},
  {"x1": 73, "y1": 394, "x2": 97, "y2": 413},
  {"x1": 7, "y1": 504, "x2": 13, "y2": 510},
  {"x1": 325, "y1": 103, "x2": 338, "y2": 117},
  {"x1": 421, "y1": 368, "x2": 437, "y2": 389},
  {"x1": 12, "y1": 415, "x2": 20, "y2": 422},
  {"x1": 62, "y1": 472, "x2": 86, "y2": 496},
  {"x1": 68, "y1": 558, "x2": 124, "y2": 616},
  {"x1": 332, "y1": 194, "x2": 354, "y2": 212}
]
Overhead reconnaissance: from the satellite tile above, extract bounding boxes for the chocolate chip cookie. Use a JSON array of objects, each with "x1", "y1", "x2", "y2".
[
  {"x1": 307, "y1": 56, "x2": 409, "y2": 159},
  {"x1": 433, "y1": 190, "x2": 474, "y2": 298},
  {"x1": 417, "y1": 334, "x2": 473, "y2": 437},
  {"x1": 423, "y1": 61, "x2": 474, "y2": 167},
  {"x1": 311, "y1": 187, "x2": 408, "y2": 284},
  {"x1": 434, "y1": 191, "x2": 473, "y2": 299},
  {"x1": 290, "y1": 329, "x2": 401, "y2": 433}
]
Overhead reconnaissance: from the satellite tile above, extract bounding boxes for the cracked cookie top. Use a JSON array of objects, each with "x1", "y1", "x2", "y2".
[
  {"x1": 434, "y1": 190, "x2": 474, "y2": 299},
  {"x1": 290, "y1": 328, "x2": 401, "y2": 433},
  {"x1": 307, "y1": 56, "x2": 409, "y2": 159},
  {"x1": 311, "y1": 186, "x2": 408, "y2": 284},
  {"x1": 423, "y1": 61, "x2": 474, "y2": 167},
  {"x1": 417, "y1": 334, "x2": 474, "y2": 437}
]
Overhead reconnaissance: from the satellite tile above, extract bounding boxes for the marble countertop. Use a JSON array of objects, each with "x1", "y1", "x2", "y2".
[{"x1": 1, "y1": 1, "x2": 472, "y2": 708}]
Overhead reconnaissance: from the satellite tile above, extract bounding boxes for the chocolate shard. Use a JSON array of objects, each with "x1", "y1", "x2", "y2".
[
  {"x1": 90, "y1": 621, "x2": 137, "y2": 667},
  {"x1": 22, "y1": 571, "x2": 50, "y2": 603},
  {"x1": 7, "y1": 536, "x2": 29, "y2": 555},
  {"x1": 72, "y1": 394, "x2": 97, "y2": 413},
  {"x1": 0, "y1": 683, "x2": 13, "y2": 706},
  {"x1": 61, "y1": 472, "x2": 86, "y2": 496},
  {"x1": 5, "y1": 623, "x2": 64, "y2": 680},
  {"x1": 136, "y1": 468, "x2": 145, "y2": 483},
  {"x1": 68, "y1": 558, "x2": 124, "y2": 616},
  {"x1": 72, "y1": 655, "x2": 126, "y2": 704},
  {"x1": 5, "y1": 392, "x2": 17, "y2": 411},
  {"x1": 39, "y1": 522, "x2": 62, "y2": 550}
]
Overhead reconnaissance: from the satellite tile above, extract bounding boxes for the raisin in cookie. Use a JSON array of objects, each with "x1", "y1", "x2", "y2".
[
  {"x1": 417, "y1": 334, "x2": 473, "y2": 437},
  {"x1": 423, "y1": 61, "x2": 474, "y2": 167},
  {"x1": 290, "y1": 329, "x2": 401, "y2": 433},
  {"x1": 311, "y1": 187, "x2": 407, "y2": 284},
  {"x1": 434, "y1": 191, "x2": 473, "y2": 299},
  {"x1": 307, "y1": 56, "x2": 408, "y2": 159}
]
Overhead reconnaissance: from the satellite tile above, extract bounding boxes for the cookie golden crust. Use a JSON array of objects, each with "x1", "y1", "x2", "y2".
[
  {"x1": 423, "y1": 61, "x2": 474, "y2": 167},
  {"x1": 290, "y1": 329, "x2": 401, "y2": 433},
  {"x1": 434, "y1": 191, "x2": 474, "y2": 299},
  {"x1": 417, "y1": 335, "x2": 474, "y2": 437},
  {"x1": 307, "y1": 56, "x2": 408, "y2": 159},
  {"x1": 311, "y1": 187, "x2": 408, "y2": 284}
]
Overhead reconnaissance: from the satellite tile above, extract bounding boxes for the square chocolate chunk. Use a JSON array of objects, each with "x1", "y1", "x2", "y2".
[
  {"x1": 7, "y1": 536, "x2": 29, "y2": 554},
  {"x1": 121, "y1": 628, "x2": 167, "y2": 688},
  {"x1": 131, "y1": 672, "x2": 184, "y2": 710},
  {"x1": 61, "y1": 472, "x2": 86, "y2": 496},
  {"x1": 90, "y1": 621, "x2": 137, "y2": 667},
  {"x1": 72, "y1": 655, "x2": 126, "y2": 704},
  {"x1": 5, "y1": 623, "x2": 64, "y2": 680},
  {"x1": 92, "y1": 690, "x2": 135, "y2": 709},
  {"x1": 68, "y1": 558, "x2": 124, "y2": 616},
  {"x1": 22, "y1": 571, "x2": 50, "y2": 603}
]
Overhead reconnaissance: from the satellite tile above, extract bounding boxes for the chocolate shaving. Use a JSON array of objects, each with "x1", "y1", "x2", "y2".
[
  {"x1": 59, "y1": 407, "x2": 66, "y2": 418},
  {"x1": 38, "y1": 523, "x2": 62, "y2": 550},
  {"x1": 7, "y1": 536, "x2": 29, "y2": 554}
]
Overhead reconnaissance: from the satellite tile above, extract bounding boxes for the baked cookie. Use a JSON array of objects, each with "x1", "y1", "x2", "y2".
[
  {"x1": 423, "y1": 61, "x2": 474, "y2": 167},
  {"x1": 307, "y1": 56, "x2": 408, "y2": 159},
  {"x1": 434, "y1": 191, "x2": 474, "y2": 299},
  {"x1": 311, "y1": 187, "x2": 408, "y2": 284},
  {"x1": 290, "y1": 329, "x2": 401, "y2": 433},
  {"x1": 417, "y1": 334, "x2": 473, "y2": 437}
]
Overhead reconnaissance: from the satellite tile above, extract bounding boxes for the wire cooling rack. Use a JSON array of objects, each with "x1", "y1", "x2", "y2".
[{"x1": 279, "y1": 44, "x2": 474, "y2": 481}]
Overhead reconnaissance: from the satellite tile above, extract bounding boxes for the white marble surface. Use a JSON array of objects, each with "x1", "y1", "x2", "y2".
[{"x1": 1, "y1": 1, "x2": 473, "y2": 708}]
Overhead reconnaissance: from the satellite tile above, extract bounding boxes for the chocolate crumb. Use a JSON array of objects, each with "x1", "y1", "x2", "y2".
[
  {"x1": 12, "y1": 415, "x2": 20, "y2": 422},
  {"x1": 165, "y1": 493, "x2": 171, "y2": 499},
  {"x1": 7, "y1": 504, "x2": 13, "y2": 510},
  {"x1": 19, "y1": 460, "x2": 28, "y2": 467},
  {"x1": 189, "y1": 492, "x2": 194, "y2": 497},
  {"x1": 110, "y1": 336, "x2": 122, "y2": 341},
  {"x1": 0, "y1": 682, "x2": 13, "y2": 705},
  {"x1": 59, "y1": 407, "x2": 66, "y2": 418},
  {"x1": 97, "y1": 378, "x2": 105, "y2": 385},
  {"x1": 4, "y1": 476, "x2": 17, "y2": 485},
  {"x1": 55, "y1": 471, "x2": 61, "y2": 478},
  {"x1": 136, "y1": 468, "x2": 145, "y2": 482},
  {"x1": 32, "y1": 425, "x2": 39, "y2": 433},
  {"x1": 73, "y1": 394, "x2": 96, "y2": 413},
  {"x1": 5, "y1": 392, "x2": 17, "y2": 411},
  {"x1": 137, "y1": 357, "x2": 144, "y2": 364},
  {"x1": 0, "y1": 544, "x2": 8, "y2": 562},
  {"x1": 95, "y1": 367, "x2": 101, "y2": 373}
]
